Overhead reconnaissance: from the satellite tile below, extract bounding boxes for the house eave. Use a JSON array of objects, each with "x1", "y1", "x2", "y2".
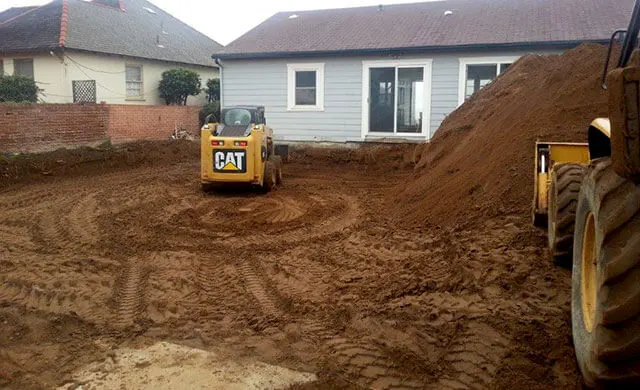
[
  {"x1": 0, "y1": 46, "x2": 218, "y2": 69},
  {"x1": 213, "y1": 39, "x2": 609, "y2": 60}
]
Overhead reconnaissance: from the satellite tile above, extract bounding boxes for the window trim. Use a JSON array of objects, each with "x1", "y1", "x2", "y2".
[
  {"x1": 13, "y1": 58, "x2": 34, "y2": 79},
  {"x1": 287, "y1": 63, "x2": 324, "y2": 111},
  {"x1": 361, "y1": 58, "x2": 433, "y2": 139},
  {"x1": 125, "y1": 63, "x2": 144, "y2": 100},
  {"x1": 457, "y1": 56, "x2": 519, "y2": 106}
]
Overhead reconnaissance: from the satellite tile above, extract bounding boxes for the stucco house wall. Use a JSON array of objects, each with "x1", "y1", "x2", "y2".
[{"x1": 1, "y1": 51, "x2": 218, "y2": 106}]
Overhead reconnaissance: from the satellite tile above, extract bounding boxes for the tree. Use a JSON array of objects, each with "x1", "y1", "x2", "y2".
[
  {"x1": 0, "y1": 75, "x2": 40, "y2": 103},
  {"x1": 158, "y1": 68, "x2": 201, "y2": 105},
  {"x1": 205, "y1": 78, "x2": 220, "y2": 103},
  {"x1": 199, "y1": 101, "x2": 220, "y2": 126}
]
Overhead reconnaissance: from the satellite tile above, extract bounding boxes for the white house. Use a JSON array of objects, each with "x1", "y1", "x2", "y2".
[
  {"x1": 214, "y1": 0, "x2": 632, "y2": 143},
  {"x1": 0, "y1": 0, "x2": 221, "y2": 105}
]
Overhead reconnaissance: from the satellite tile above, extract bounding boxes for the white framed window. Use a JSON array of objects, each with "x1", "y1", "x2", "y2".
[
  {"x1": 361, "y1": 59, "x2": 433, "y2": 139},
  {"x1": 13, "y1": 58, "x2": 34, "y2": 79},
  {"x1": 125, "y1": 64, "x2": 143, "y2": 99},
  {"x1": 458, "y1": 56, "x2": 518, "y2": 105},
  {"x1": 287, "y1": 63, "x2": 324, "y2": 111}
]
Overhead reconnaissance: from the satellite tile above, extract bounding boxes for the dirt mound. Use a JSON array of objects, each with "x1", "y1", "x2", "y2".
[
  {"x1": 289, "y1": 144, "x2": 415, "y2": 170},
  {"x1": 0, "y1": 140, "x2": 199, "y2": 188},
  {"x1": 394, "y1": 43, "x2": 611, "y2": 228}
]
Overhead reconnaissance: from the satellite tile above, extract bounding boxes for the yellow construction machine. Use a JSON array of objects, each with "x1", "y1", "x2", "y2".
[
  {"x1": 533, "y1": 2, "x2": 640, "y2": 386},
  {"x1": 201, "y1": 105, "x2": 283, "y2": 192}
]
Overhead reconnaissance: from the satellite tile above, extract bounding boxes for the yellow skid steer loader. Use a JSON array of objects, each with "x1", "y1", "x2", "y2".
[{"x1": 201, "y1": 105, "x2": 283, "y2": 192}]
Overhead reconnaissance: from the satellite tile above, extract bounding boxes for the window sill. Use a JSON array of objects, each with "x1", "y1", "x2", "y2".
[
  {"x1": 125, "y1": 97, "x2": 146, "y2": 102},
  {"x1": 366, "y1": 132, "x2": 428, "y2": 138},
  {"x1": 287, "y1": 105, "x2": 324, "y2": 112}
]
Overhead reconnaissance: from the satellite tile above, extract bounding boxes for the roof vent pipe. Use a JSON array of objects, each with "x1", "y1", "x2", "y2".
[
  {"x1": 378, "y1": 4, "x2": 383, "y2": 11},
  {"x1": 444, "y1": 10, "x2": 453, "y2": 16}
]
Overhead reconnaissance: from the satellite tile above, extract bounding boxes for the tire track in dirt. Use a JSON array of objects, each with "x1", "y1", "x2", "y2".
[
  {"x1": 432, "y1": 322, "x2": 509, "y2": 390},
  {"x1": 146, "y1": 251, "x2": 199, "y2": 324},
  {"x1": 66, "y1": 193, "x2": 100, "y2": 247},
  {"x1": 0, "y1": 276, "x2": 108, "y2": 324},
  {"x1": 190, "y1": 254, "x2": 256, "y2": 327},
  {"x1": 0, "y1": 191, "x2": 55, "y2": 213},
  {"x1": 238, "y1": 195, "x2": 306, "y2": 224},
  {"x1": 239, "y1": 260, "x2": 283, "y2": 321},
  {"x1": 266, "y1": 246, "x2": 334, "y2": 307},
  {"x1": 113, "y1": 257, "x2": 147, "y2": 328},
  {"x1": 0, "y1": 222, "x2": 37, "y2": 252},
  {"x1": 233, "y1": 193, "x2": 360, "y2": 247},
  {"x1": 34, "y1": 192, "x2": 102, "y2": 252},
  {"x1": 299, "y1": 320, "x2": 424, "y2": 389}
]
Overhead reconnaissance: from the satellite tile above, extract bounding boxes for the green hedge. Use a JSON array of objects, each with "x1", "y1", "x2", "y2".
[{"x1": 0, "y1": 75, "x2": 40, "y2": 103}]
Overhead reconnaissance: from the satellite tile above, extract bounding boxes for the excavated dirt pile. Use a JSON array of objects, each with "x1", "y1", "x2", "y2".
[
  {"x1": 396, "y1": 43, "x2": 611, "y2": 228},
  {"x1": 0, "y1": 140, "x2": 198, "y2": 188}
]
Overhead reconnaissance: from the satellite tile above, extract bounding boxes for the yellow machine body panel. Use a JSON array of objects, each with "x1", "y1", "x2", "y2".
[
  {"x1": 532, "y1": 142, "x2": 590, "y2": 223},
  {"x1": 200, "y1": 125, "x2": 269, "y2": 186}
]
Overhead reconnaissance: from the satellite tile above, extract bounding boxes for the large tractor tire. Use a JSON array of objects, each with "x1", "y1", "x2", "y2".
[
  {"x1": 261, "y1": 160, "x2": 277, "y2": 193},
  {"x1": 572, "y1": 158, "x2": 640, "y2": 387},
  {"x1": 548, "y1": 163, "x2": 586, "y2": 266}
]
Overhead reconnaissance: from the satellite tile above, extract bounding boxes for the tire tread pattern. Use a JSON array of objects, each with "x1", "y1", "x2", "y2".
[
  {"x1": 575, "y1": 159, "x2": 640, "y2": 384},
  {"x1": 548, "y1": 163, "x2": 586, "y2": 265}
]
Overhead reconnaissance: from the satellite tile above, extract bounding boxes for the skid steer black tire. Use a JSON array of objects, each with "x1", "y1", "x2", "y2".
[
  {"x1": 202, "y1": 183, "x2": 216, "y2": 193},
  {"x1": 261, "y1": 161, "x2": 276, "y2": 193},
  {"x1": 572, "y1": 158, "x2": 640, "y2": 387},
  {"x1": 270, "y1": 155, "x2": 283, "y2": 184},
  {"x1": 548, "y1": 163, "x2": 586, "y2": 267}
]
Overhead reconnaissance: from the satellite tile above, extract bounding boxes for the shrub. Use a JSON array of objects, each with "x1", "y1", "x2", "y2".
[
  {"x1": 199, "y1": 101, "x2": 221, "y2": 126},
  {"x1": 0, "y1": 75, "x2": 40, "y2": 103},
  {"x1": 205, "y1": 78, "x2": 220, "y2": 103},
  {"x1": 158, "y1": 68, "x2": 201, "y2": 105}
]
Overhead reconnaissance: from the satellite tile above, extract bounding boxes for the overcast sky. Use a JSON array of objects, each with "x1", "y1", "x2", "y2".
[{"x1": 1, "y1": 0, "x2": 422, "y2": 45}]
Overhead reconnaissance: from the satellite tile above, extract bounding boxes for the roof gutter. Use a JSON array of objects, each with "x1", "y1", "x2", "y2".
[
  {"x1": 214, "y1": 57, "x2": 223, "y2": 109},
  {"x1": 214, "y1": 39, "x2": 609, "y2": 60}
]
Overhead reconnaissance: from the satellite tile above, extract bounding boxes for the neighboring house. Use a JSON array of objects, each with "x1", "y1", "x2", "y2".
[
  {"x1": 0, "y1": 0, "x2": 221, "y2": 105},
  {"x1": 215, "y1": 0, "x2": 632, "y2": 143}
]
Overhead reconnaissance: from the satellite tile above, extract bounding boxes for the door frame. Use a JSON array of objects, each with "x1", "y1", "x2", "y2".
[{"x1": 361, "y1": 58, "x2": 433, "y2": 139}]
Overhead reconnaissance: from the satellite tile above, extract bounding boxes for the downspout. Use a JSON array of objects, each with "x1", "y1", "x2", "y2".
[{"x1": 214, "y1": 58, "x2": 223, "y2": 109}]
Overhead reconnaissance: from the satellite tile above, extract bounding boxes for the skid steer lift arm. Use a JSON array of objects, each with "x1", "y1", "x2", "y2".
[{"x1": 602, "y1": 0, "x2": 640, "y2": 89}]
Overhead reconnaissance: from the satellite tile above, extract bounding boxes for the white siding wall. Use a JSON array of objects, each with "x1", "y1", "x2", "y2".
[
  {"x1": 223, "y1": 57, "x2": 363, "y2": 142},
  {"x1": 222, "y1": 49, "x2": 563, "y2": 143},
  {"x1": 1, "y1": 51, "x2": 218, "y2": 105}
]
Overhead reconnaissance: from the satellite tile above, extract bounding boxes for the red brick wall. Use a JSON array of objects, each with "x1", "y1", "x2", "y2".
[
  {"x1": 0, "y1": 104, "x2": 199, "y2": 154},
  {"x1": 0, "y1": 104, "x2": 109, "y2": 154},
  {"x1": 106, "y1": 105, "x2": 200, "y2": 144}
]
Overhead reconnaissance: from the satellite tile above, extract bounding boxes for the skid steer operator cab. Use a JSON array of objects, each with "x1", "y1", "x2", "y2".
[{"x1": 200, "y1": 106, "x2": 284, "y2": 192}]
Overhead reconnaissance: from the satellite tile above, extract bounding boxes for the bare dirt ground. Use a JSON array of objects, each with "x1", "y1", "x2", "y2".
[{"x1": 0, "y1": 144, "x2": 582, "y2": 389}]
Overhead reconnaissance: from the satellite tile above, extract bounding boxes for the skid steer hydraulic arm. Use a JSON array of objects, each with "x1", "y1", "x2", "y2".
[{"x1": 602, "y1": 0, "x2": 640, "y2": 88}]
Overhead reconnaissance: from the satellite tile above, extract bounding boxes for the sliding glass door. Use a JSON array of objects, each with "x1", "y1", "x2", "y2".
[
  {"x1": 397, "y1": 67, "x2": 424, "y2": 133},
  {"x1": 363, "y1": 60, "x2": 431, "y2": 138},
  {"x1": 369, "y1": 67, "x2": 395, "y2": 132}
]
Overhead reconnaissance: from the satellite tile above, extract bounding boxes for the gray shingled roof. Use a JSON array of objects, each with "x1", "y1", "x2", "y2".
[
  {"x1": 217, "y1": 0, "x2": 634, "y2": 59},
  {"x1": 0, "y1": 0, "x2": 222, "y2": 67},
  {"x1": 0, "y1": 6, "x2": 37, "y2": 23}
]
